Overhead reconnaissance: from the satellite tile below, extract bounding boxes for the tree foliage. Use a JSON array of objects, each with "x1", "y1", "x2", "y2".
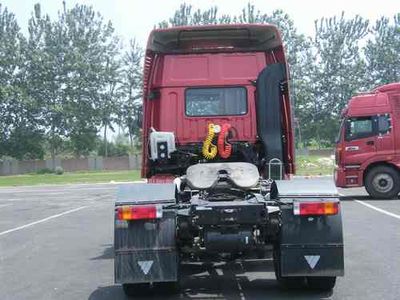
[
  {"x1": 0, "y1": 2, "x2": 144, "y2": 159},
  {"x1": 120, "y1": 40, "x2": 143, "y2": 151},
  {"x1": 299, "y1": 13, "x2": 369, "y2": 146},
  {"x1": 25, "y1": 3, "x2": 125, "y2": 158},
  {"x1": 365, "y1": 14, "x2": 400, "y2": 88},
  {"x1": 0, "y1": 4, "x2": 44, "y2": 159}
]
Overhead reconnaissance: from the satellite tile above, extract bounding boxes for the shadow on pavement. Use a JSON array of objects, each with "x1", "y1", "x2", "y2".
[
  {"x1": 340, "y1": 195, "x2": 400, "y2": 201},
  {"x1": 91, "y1": 244, "x2": 114, "y2": 260},
  {"x1": 340, "y1": 195, "x2": 370, "y2": 201},
  {"x1": 88, "y1": 260, "x2": 333, "y2": 300},
  {"x1": 88, "y1": 285, "x2": 128, "y2": 300}
]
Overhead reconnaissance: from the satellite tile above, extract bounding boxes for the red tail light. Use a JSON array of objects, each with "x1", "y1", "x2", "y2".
[
  {"x1": 293, "y1": 201, "x2": 339, "y2": 216},
  {"x1": 117, "y1": 205, "x2": 162, "y2": 220}
]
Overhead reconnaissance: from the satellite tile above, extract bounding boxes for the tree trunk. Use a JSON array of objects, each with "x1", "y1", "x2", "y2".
[
  {"x1": 51, "y1": 125, "x2": 56, "y2": 171},
  {"x1": 297, "y1": 123, "x2": 303, "y2": 149},
  {"x1": 104, "y1": 124, "x2": 108, "y2": 157},
  {"x1": 316, "y1": 130, "x2": 321, "y2": 150},
  {"x1": 129, "y1": 132, "x2": 134, "y2": 151}
]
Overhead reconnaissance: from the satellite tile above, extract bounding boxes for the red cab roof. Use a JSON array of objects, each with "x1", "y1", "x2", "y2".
[
  {"x1": 373, "y1": 82, "x2": 400, "y2": 93},
  {"x1": 146, "y1": 24, "x2": 283, "y2": 54}
]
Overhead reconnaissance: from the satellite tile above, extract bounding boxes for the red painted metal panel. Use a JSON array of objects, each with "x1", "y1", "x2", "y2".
[
  {"x1": 347, "y1": 94, "x2": 391, "y2": 117},
  {"x1": 161, "y1": 53, "x2": 266, "y2": 87},
  {"x1": 374, "y1": 82, "x2": 400, "y2": 93},
  {"x1": 152, "y1": 86, "x2": 257, "y2": 144},
  {"x1": 148, "y1": 53, "x2": 265, "y2": 144}
]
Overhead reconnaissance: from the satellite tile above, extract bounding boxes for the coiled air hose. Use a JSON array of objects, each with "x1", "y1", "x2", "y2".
[
  {"x1": 218, "y1": 123, "x2": 232, "y2": 159},
  {"x1": 202, "y1": 123, "x2": 218, "y2": 159}
]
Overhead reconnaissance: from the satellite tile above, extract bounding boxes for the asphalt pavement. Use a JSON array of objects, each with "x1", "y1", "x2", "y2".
[{"x1": 0, "y1": 179, "x2": 399, "y2": 300}]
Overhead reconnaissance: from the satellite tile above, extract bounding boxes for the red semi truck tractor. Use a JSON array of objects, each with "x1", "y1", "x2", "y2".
[
  {"x1": 335, "y1": 83, "x2": 400, "y2": 199},
  {"x1": 114, "y1": 24, "x2": 344, "y2": 297}
]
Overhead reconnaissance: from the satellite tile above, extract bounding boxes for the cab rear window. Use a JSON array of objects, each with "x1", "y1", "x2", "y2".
[{"x1": 185, "y1": 87, "x2": 247, "y2": 116}]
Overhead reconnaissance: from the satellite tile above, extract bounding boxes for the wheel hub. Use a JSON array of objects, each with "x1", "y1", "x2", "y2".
[{"x1": 372, "y1": 173, "x2": 394, "y2": 193}]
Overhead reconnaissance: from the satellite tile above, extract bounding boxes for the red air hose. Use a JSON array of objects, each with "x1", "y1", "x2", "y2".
[{"x1": 218, "y1": 123, "x2": 232, "y2": 159}]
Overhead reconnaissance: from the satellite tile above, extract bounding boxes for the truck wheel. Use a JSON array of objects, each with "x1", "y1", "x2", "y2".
[
  {"x1": 122, "y1": 283, "x2": 151, "y2": 297},
  {"x1": 273, "y1": 246, "x2": 305, "y2": 289},
  {"x1": 307, "y1": 276, "x2": 336, "y2": 291},
  {"x1": 155, "y1": 281, "x2": 180, "y2": 294},
  {"x1": 365, "y1": 166, "x2": 400, "y2": 199},
  {"x1": 154, "y1": 257, "x2": 181, "y2": 294}
]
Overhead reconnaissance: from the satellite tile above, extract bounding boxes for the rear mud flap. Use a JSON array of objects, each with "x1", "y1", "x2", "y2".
[
  {"x1": 114, "y1": 184, "x2": 178, "y2": 285},
  {"x1": 281, "y1": 245, "x2": 344, "y2": 277},
  {"x1": 278, "y1": 201, "x2": 344, "y2": 277},
  {"x1": 115, "y1": 249, "x2": 178, "y2": 283}
]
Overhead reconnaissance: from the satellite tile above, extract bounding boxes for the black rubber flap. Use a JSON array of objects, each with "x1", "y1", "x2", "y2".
[
  {"x1": 115, "y1": 250, "x2": 178, "y2": 283},
  {"x1": 256, "y1": 63, "x2": 287, "y2": 177},
  {"x1": 281, "y1": 246, "x2": 344, "y2": 277},
  {"x1": 278, "y1": 205, "x2": 344, "y2": 277}
]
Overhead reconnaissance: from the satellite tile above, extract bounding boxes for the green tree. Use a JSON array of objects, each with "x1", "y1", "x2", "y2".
[
  {"x1": 25, "y1": 3, "x2": 67, "y2": 162},
  {"x1": 364, "y1": 14, "x2": 400, "y2": 88},
  {"x1": 158, "y1": 3, "x2": 219, "y2": 27},
  {"x1": 26, "y1": 3, "x2": 122, "y2": 158},
  {"x1": 99, "y1": 55, "x2": 123, "y2": 157},
  {"x1": 304, "y1": 13, "x2": 369, "y2": 146},
  {"x1": 97, "y1": 134, "x2": 130, "y2": 157},
  {"x1": 120, "y1": 40, "x2": 143, "y2": 151},
  {"x1": 62, "y1": 3, "x2": 121, "y2": 156},
  {"x1": 0, "y1": 4, "x2": 44, "y2": 159}
]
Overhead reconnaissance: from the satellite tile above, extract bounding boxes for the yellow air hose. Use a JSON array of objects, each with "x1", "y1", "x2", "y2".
[{"x1": 202, "y1": 123, "x2": 218, "y2": 159}]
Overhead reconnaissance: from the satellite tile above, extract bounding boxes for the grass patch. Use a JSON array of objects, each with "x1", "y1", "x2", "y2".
[
  {"x1": 0, "y1": 170, "x2": 141, "y2": 187},
  {"x1": 296, "y1": 155, "x2": 334, "y2": 176},
  {"x1": 0, "y1": 156, "x2": 334, "y2": 187}
]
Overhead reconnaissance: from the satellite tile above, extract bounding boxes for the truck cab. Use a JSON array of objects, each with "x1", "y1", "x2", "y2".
[
  {"x1": 335, "y1": 82, "x2": 400, "y2": 199},
  {"x1": 141, "y1": 24, "x2": 295, "y2": 180}
]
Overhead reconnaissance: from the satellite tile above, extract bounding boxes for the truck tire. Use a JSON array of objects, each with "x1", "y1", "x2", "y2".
[
  {"x1": 365, "y1": 166, "x2": 400, "y2": 199},
  {"x1": 122, "y1": 283, "x2": 151, "y2": 297},
  {"x1": 273, "y1": 246, "x2": 305, "y2": 289},
  {"x1": 155, "y1": 281, "x2": 180, "y2": 294},
  {"x1": 307, "y1": 276, "x2": 336, "y2": 291},
  {"x1": 123, "y1": 281, "x2": 179, "y2": 297}
]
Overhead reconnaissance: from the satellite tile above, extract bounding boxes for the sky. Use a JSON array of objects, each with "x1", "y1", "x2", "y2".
[{"x1": 2, "y1": 0, "x2": 400, "y2": 49}]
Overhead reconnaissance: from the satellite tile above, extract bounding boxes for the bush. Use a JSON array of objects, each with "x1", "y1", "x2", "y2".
[
  {"x1": 36, "y1": 168, "x2": 54, "y2": 174},
  {"x1": 55, "y1": 166, "x2": 64, "y2": 175},
  {"x1": 98, "y1": 141, "x2": 130, "y2": 157}
]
